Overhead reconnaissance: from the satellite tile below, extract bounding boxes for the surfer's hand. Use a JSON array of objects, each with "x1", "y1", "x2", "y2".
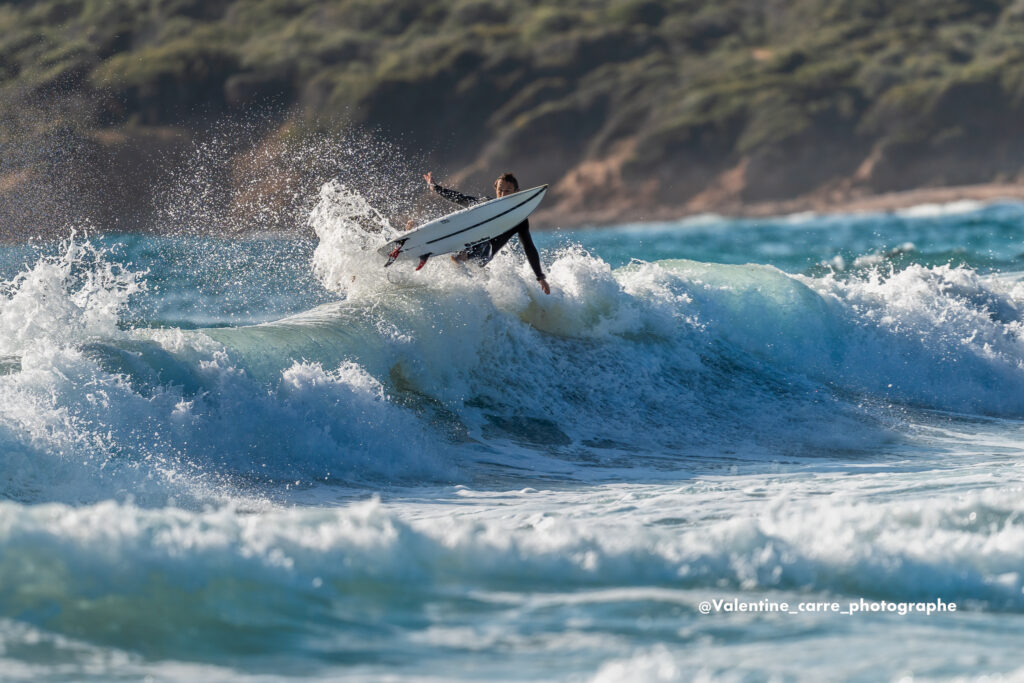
[
  {"x1": 423, "y1": 172, "x2": 434, "y2": 188},
  {"x1": 539, "y1": 278, "x2": 550, "y2": 295}
]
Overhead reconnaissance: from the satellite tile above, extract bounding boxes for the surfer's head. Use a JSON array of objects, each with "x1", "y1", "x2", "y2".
[{"x1": 494, "y1": 173, "x2": 519, "y2": 197}]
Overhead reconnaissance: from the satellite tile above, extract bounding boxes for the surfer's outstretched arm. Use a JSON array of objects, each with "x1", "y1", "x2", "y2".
[
  {"x1": 517, "y1": 223, "x2": 550, "y2": 294},
  {"x1": 424, "y1": 172, "x2": 479, "y2": 207},
  {"x1": 517, "y1": 223, "x2": 545, "y2": 282}
]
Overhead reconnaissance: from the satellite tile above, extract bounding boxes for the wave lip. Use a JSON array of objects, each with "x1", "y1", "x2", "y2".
[{"x1": 652, "y1": 258, "x2": 1024, "y2": 418}]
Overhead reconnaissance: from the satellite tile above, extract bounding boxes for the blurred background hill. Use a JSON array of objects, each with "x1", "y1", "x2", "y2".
[{"x1": 3, "y1": 0, "x2": 1024, "y2": 238}]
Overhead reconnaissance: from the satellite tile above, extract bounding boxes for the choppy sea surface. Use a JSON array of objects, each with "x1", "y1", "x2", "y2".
[{"x1": 3, "y1": 187, "x2": 1024, "y2": 681}]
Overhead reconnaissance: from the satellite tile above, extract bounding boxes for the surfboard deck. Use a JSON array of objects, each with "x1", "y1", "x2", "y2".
[{"x1": 380, "y1": 185, "x2": 548, "y2": 268}]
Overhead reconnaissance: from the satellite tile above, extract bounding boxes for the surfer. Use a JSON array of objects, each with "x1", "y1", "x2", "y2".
[{"x1": 424, "y1": 172, "x2": 551, "y2": 295}]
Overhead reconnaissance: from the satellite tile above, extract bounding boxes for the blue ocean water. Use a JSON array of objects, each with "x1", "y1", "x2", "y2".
[{"x1": 2, "y1": 187, "x2": 1024, "y2": 681}]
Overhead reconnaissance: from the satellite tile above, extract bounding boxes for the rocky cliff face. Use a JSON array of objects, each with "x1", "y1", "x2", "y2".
[{"x1": 2, "y1": 0, "x2": 1024, "y2": 237}]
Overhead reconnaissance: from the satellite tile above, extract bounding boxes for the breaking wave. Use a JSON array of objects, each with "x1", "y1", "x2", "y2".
[{"x1": 0, "y1": 186, "x2": 1022, "y2": 509}]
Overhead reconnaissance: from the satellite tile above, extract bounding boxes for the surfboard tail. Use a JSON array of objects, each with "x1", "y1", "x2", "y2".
[{"x1": 382, "y1": 239, "x2": 407, "y2": 267}]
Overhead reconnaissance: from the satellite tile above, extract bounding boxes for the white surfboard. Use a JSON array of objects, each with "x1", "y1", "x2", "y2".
[{"x1": 379, "y1": 185, "x2": 548, "y2": 269}]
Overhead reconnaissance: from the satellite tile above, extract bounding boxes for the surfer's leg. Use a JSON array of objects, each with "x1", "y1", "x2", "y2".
[
  {"x1": 488, "y1": 231, "x2": 514, "y2": 255},
  {"x1": 452, "y1": 242, "x2": 484, "y2": 264},
  {"x1": 452, "y1": 240, "x2": 492, "y2": 266},
  {"x1": 462, "y1": 232, "x2": 514, "y2": 268}
]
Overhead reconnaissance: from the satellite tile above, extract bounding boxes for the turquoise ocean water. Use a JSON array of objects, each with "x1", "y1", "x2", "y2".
[{"x1": 2, "y1": 186, "x2": 1024, "y2": 681}]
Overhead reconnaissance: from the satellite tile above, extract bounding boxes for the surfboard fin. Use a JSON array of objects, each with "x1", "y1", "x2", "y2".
[
  {"x1": 383, "y1": 240, "x2": 406, "y2": 268},
  {"x1": 415, "y1": 254, "x2": 431, "y2": 271}
]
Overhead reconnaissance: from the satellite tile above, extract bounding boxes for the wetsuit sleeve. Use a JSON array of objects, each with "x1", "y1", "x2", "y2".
[
  {"x1": 432, "y1": 183, "x2": 479, "y2": 208},
  {"x1": 517, "y1": 221, "x2": 545, "y2": 280}
]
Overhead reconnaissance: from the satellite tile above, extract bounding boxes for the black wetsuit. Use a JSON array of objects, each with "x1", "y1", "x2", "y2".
[{"x1": 432, "y1": 184, "x2": 545, "y2": 281}]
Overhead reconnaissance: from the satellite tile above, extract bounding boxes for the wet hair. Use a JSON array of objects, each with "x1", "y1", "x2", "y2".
[{"x1": 494, "y1": 172, "x2": 519, "y2": 192}]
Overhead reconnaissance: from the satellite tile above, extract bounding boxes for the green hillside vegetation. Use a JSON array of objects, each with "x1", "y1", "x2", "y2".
[{"x1": 2, "y1": 0, "x2": 1024, "y2": 236}]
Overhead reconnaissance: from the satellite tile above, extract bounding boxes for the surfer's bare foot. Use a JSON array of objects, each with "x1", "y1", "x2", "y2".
[{"x1": 450, "y1": 252, "x2": 468, "y2": 264}]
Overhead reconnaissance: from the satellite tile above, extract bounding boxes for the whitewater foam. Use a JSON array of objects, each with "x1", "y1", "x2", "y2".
[
  {"x1": 3, "y1": 477, "x2": 1024, "y2": 656},
  {"x1": 897, "y1": 200, "x2": 987, "y2": 218},
  {"x1": 0, "y1": 238, "x2": 143, "y2": 355}
]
